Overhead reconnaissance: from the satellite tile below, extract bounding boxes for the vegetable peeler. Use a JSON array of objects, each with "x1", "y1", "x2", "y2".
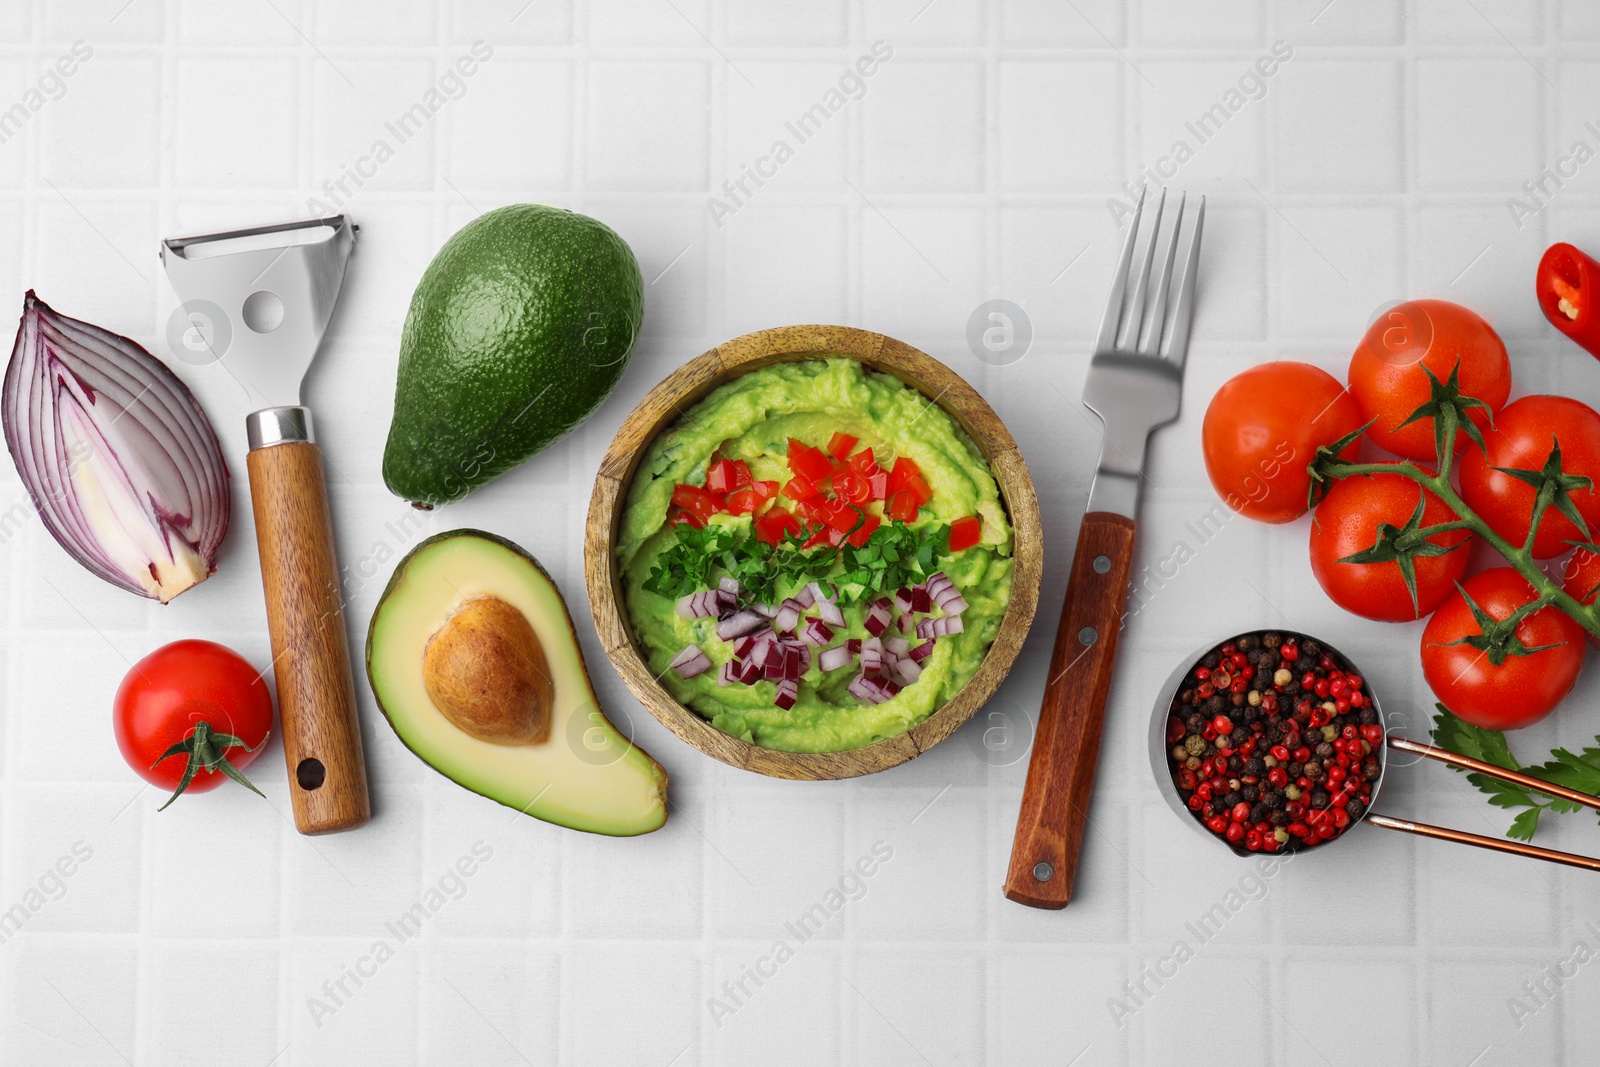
[{"x1": 161, "y1": 216, "x2": 371, "y2": 835}]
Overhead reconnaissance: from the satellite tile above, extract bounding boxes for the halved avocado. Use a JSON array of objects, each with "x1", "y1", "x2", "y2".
[{"x1": 366, "y1": 529, "x2": 667, "y2": 836}]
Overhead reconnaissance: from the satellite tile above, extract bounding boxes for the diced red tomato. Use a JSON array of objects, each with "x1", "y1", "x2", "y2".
[
  {"x1": 847, "y1": 448, "x2": 879, "y2": 477},
  {"x1": 786, "y1": 438, "x2": 834, "y2": 481},
  {"x1": 832, "y1": 469, "x2": 871, "y2": 506},
  {"x1": 807, "y1": 497, "x2": 859, "y2": 533},
  {"x1": 889, "y1": 457, "x2": 931, "y2": 504},
  {"x1": 886, "y1": 490, "x2": 920, "y2": 523},
  {"x1": 802, "y1": 525, "x2": 846, "y2": 549},
  {"x1": 669, "y1": 507, "x2": 703, "y2": 529},
  {"x1": 827, "y1": 432, "x2": 858, "y2": 460},
  {"x1": 846, "y1": 513, "x2": 881, "y2": 547},
  {"x1": 704, "y1": 458, "x2": 751, "y2": 494},
  {"x1": 867, "y1": 471, "x2": 889, "y2": 501},
  {"x1": 949, "y1": 515, "x2": 982, "y2": 551},
  {"x1": 672, "y1": 484, "x2": 724, "y2": 524},
  {"x1": 755, "y1": 507, "x2": 802, "y2": 545},
  {"x1": 753, "y1": 480, "x2": 778, "y2": 501},
  {"x1": 724, "y1": 487, "x2": 762, "y2": 514},
  {"x1": 784, "y1": 475, "x2": 820, "y2": 502}
]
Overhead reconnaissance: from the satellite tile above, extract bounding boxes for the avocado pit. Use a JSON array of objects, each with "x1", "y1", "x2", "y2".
[{"x1": 422, "y1": 595, "x2": 552, "y2": 745}]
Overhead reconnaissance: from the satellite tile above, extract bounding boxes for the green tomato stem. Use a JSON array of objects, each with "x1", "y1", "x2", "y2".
[{"x1": 1317, "y1": 457, "x2": 1600, "y2": 641}]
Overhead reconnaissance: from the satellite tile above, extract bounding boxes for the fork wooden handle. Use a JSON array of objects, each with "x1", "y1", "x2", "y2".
[
  {"x1": 247, "y1": 441, "x2": 372, "y2": 836},
  {"x1": 1004, "y1": 511, "x2": 1135, "y2": 909}
]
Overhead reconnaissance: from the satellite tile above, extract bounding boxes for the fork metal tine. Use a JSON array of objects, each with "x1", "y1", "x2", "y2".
[
  {"x1": 1138, "y1": 193, "x2": 1185, "y2": 356},
  {"x1": 1093, "y1": 185, "x2": 1146, "y2": 354},
  {"x1": 1164, "y1": 195, "x2": 1205, "y2": 366},
  {"x1": 1119, "y1": 187, "x2": 1166, "y2": 351}
]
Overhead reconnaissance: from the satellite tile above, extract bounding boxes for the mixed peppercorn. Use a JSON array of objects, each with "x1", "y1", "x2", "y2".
[{"x1": 1165, "y1": 632, "x2": 1382, "y2": 854}]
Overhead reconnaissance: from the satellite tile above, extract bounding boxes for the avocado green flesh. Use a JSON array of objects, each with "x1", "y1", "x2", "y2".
[
  {"x1": 617, "y1": 358, "x2": 1015, "y2": 753},
  {"x1": 383, "y1": 204, "x2": 644, "y2": 507},
  {"x1": 367, "y1": 530, "x2": 667, "y2": 836}
]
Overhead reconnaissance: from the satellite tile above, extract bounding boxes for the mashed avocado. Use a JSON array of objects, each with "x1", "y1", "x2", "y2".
[{"x1": 617, "y1": 358, "x2": 1013, "y2": 752}]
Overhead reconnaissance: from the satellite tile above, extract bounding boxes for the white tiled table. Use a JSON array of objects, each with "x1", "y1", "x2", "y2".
[{"x1": 3, "y1": 2, "x2": 1599, "y2": 1064}]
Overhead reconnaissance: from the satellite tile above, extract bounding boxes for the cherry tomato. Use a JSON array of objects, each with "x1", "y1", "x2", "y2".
[
  {"x1": 1202, "y1": 361, "x2": 1365, "y2": 524},
  {"x1": 1562, "y1": 547, "x2": 1600, "y2": 650},
  {"x1": 1347, "y1": 299, "x2": 1511, "y2": 461},
  {"x1": 113, "y1": 640, "x2": 273, "y2": 804},
  {"x1": 1458, "y1": 395, "x2": 1600, "y2": 559},
  {"x1": 1420, "y1": 569, "x2": 1586, "y2": 730},
  {"x1": 1309, "y1": 471, "x2": 1472, "y2": 621},
  {"x1": 948, "y1": 515, "x2": 982, "y2": 552}
]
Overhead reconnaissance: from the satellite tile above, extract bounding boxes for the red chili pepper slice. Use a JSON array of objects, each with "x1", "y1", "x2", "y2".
[{"x1": 1537, "y1": 242, "x2": 1600, "y2": 361}]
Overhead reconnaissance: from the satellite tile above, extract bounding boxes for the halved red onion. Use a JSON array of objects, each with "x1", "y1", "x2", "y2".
[
  {"x1": 818, "y1": 644, "x2": 853, "y2": 672},
  {"x1": 669, "y1": 644, "x2": 712, "y2": 679},
  {"x1": 894, "y1": 657, "x2": 922, "y2": 685},
  {"x1": 716, "y1": 609, "x2": 767, "y2": 641},
  {"x1": 3, "y1": 292, "x2": 229, "y2": 602},
  {"x1": 909, "y1": 639, "x2": 935, "y2": 664},
  {"x1": 774, "y1": 678, "x2": 798, "y2": 710},
  {"x1": 677, "y1": 590, "x2": 719, "y2": 619},
  {"x1": 864, "y1": 597, "x2": 892, "y2": 637},
  {"x1": 916, "y1": 615, "x2": 965, "y2": 639}
]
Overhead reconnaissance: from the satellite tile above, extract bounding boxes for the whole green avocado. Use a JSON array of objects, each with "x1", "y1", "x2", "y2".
[{"x1": 383, "y1": 204, "x2": 644, "y2": 507}]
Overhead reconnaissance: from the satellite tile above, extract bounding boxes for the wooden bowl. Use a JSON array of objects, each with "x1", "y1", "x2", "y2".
[{"x1": 584, "y1": 325, "x2": 1043, "y2": 780}]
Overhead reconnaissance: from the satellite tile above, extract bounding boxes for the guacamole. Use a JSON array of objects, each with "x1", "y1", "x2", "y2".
[{"x1": 617, "y1": 358, "x2": 1014, "y2": 752}]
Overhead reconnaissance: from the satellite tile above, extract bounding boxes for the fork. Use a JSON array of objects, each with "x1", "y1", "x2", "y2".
[{"x1": 1004, "y1": 186, "x2": 1205, "y2": 909}]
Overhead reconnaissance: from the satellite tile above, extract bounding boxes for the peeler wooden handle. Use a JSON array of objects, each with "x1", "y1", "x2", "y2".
[
  {"x1": 1004, "y1": 511, "x2": 1136, "y2": 909},
  {"x1": 245, "y1": 409, "x2": 371, "y2": 835}
]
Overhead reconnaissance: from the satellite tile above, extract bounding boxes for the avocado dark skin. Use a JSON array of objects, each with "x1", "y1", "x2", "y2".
[{"x1": 383, "y1": 204, "x2": 643, "y2": 507}]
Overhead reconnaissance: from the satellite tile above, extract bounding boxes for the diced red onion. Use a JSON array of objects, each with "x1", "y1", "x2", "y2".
[
  {"x1": 847, "y1": 638, "x2": 862, "y2": 654},
  {"x1": 732, "y1": 634, "x2": 757, "y2": 660},
  {"x1": 765, "y1": 640, "x2": 785, "y2": 679},
  {"x1": 716, "y1": 609, "x2": 767, "y2": 641},
  {"x1": 864, "y1": 598, "x2": 891, "y2": 637},
  {"x1": 916, "y1": 615, "x2": 964, "y2": 639},
  {"x1": 894, "y1": 657, "x2": 922, "y2": 685},
  {"x1": 926, "y1": 572, "x2": 967, "y2": 615},
  {"x1": 677, "y1": 590, "x2": 719, "y2": 619},
  {"x1": 717, "y1": 589, "x2": 738, "y2": 615},
  {"x1": 669, "y1": 644, "x2": 712, "y2": 679},
  {"x1": 784, "y1": 645, "x2": 804, "y2": 680},
  {"x1": 3, "y1": 292, "x2": 230, "y2": 602},
  {"x1": 894, "y1": 588, "x2": 913, "y2": 613},
  {"x1": 753, "y1": 602, "x2": 775, "y2": 619},
  {"x1": 774, "y1": 678, "x2": 798, "y2": 710},
  {"x1": 896, "y1": 612, "x2": 914, "y2": 634},
  {"x1": 773, "y1": 598, "x2": 804, "y2": 633},
  {"x1": 738, "y1": 657, "x2": 763, "y2": 684},
  {"x1": 909, "y1": 639, "x2": 935, "y2": 663},
  {"x1": 911, "y1": 586, "x2": 932, "y2": 613},
  {"x1": 819, "y1": 644, "x2": 853, "y2": 672},
  {"x1": 719, "y1": 576, "x2": 740, "y2": 596},
  {"x1": 794, "y1": 584, "x2": 814, "y2": 608},
  {"x1": 861, "y1": 636, "x2": 883, "y2": 674},
  {"x1": 941, "y1": 594, "x2": 968, "y2": 616},
  {"x1": 800, "y1": 617, "x2": 834, "y2": 646},
  {"x1": 716, "y1": 661, "x2": 738, "y2": 686},
  {"x1": 886, "y1": 637, "x2": 909, "y2": 656},
  {"x1": 807, "y1": 581, "x2": 846, "y2": 628}
]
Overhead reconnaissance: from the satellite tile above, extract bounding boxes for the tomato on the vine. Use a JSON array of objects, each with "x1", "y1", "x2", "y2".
[
  {"x1": 113, "y1": 640, "x2": 274, "y2": 808},
  {"x1": 1457, "y1": 394, "x2": 1600, "y2": 559},
  {"x1": 1202, "y1": 361, "x2": 1365, "y2": 524},
  {"x1": 1309, "y1": 471, "x2": 1472, "y2": 622},
  {"x1": 1420, "y1": 569, "x2": 1586, "y2": 730},
  {"x1": 1564, "y1": 547, "x2": 1600, "y2": 650},
  {"x1": 1347, "y1": 299, "x2": 1511, "y2": 460}
]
